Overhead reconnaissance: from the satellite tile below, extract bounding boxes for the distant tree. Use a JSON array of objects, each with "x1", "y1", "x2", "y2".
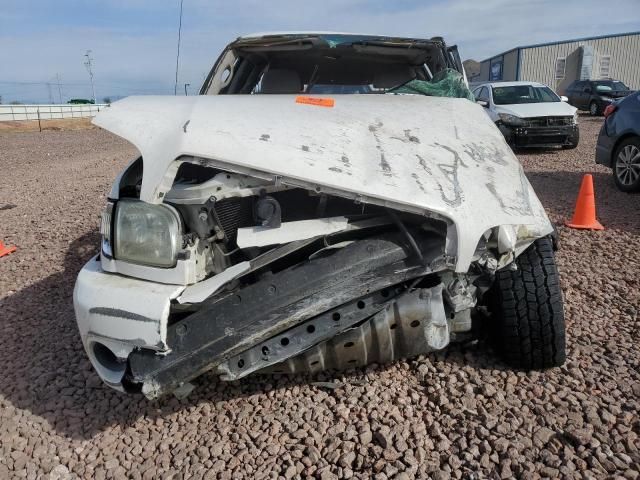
[
  {"x1": 102, "y1": 97, "x2": 112, "y2": 104},
  {"x1": 9, "y1": 100, "x2": 23, "y2": 105}
]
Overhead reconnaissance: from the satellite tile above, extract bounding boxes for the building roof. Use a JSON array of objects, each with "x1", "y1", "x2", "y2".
[{"x1": 480, "y1": 30, "x2": 640, "y2": 63}]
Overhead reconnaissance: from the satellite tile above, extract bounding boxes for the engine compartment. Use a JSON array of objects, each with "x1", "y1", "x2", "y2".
[
  {"x1": 110, "y1": 156, "x2": 455, "y2": 285},
  {"x1": 94, "y1": 155, "x2": 535, "y2": 397}
]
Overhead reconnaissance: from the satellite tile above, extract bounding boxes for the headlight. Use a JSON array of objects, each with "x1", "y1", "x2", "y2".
[
  {"x1": 498, "y1": 113, "x2": 526, "y2": 126},
  {"x1": 113, "y1": 200, "x2": 182, "y2": 268},
  {"x1": 601, "y1": 96, "x2": 614, "y2": 102},
  {"x1": 573, "y1": 111, "x2": 579, "y2": 124}
]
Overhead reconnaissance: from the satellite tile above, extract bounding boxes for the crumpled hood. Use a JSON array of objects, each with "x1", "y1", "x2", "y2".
[
  {"x1": 93, "y1": 94, "x2": 552, "y2": 270},
  {"x1": 495, "y1": 101, "x2": 576, "y2": 118}
]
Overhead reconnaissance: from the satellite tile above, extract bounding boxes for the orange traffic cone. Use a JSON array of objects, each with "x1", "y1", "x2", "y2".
[
  {"x1": 565, "y1": 174, "x2": 604, "y2": 230},
  {"x1": 0, "y1": 240, "x2": 17, "y2": 257}
]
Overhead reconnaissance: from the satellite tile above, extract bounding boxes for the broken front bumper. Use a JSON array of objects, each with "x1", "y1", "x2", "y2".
[
  {"x1": 73, "y1": 257, "x2": 182, "y2": 391},
  {"x1": 499, "y1": 124, "x2": 578, "y2": 148},
  {"x1": 75, "y1": 234, "x2": 473, "y2": 398}
]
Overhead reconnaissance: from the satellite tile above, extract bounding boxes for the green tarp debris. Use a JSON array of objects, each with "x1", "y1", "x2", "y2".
[{"x1": 389, "y1": 68, "x2": 475, "y2": 101}]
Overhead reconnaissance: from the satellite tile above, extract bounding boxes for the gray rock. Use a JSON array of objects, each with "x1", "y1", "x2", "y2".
[{"x1": 533, "y1": 427, "x2": 555, "y2": 447}]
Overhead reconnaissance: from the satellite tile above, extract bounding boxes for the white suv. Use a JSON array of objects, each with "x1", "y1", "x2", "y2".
[{"x1": 472, "y1": 81, "x2": 579, "y2": 149}]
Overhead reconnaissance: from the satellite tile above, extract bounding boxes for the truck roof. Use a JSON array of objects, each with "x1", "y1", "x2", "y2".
[{"x1": 235, "y1": 32, "x2": 440, "y2": 44}]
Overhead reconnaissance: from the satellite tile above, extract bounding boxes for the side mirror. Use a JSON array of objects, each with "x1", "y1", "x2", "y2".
[
  {"x1": 584, "y1": 87, "x2": 592, "y2": 94},
  {"x1": 560, "y1": 96, "x2": 568, "y2": 102},
  {"x1": 476, "y1": 100, "x2": 489, "y2": 107}
]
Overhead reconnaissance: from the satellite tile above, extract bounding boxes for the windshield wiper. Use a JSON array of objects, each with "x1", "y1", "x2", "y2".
[{"x1": 305, "y1": 64, "x2": 320, "y2": 93}]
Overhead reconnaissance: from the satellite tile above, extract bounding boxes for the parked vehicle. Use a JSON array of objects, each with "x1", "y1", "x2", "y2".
[
  {"x1": 472, "y1": 81, "x2": 579, "y2": 149},
  {"x1": 596, "y1": 91, "x2": 640, "y2": 191},
  {"x1": 67, "y1": 99, "x2": 95, "y2": 105},
  {"x1": 74, "y1": 33, "x2": 565, "y2": 398},
  {"x1": 565, "y1": 79, "x2": 632, "y2": 116}
]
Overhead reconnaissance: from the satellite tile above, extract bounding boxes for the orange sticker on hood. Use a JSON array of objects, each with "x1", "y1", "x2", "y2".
[{"x1": 295, "y1": 96, "x2": 335, "y2": 108}]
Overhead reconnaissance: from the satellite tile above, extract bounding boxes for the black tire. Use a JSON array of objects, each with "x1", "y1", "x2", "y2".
[
  {"x1": 562, "y1": 128, "x2": 579, "y2": 149},
  {"x1": 489, "y1": 237, "x2": 566, "y2": 369},
  {"x1": 589, "y1": 101, "x2": 600, "y2": 116},
  {"x1": 613, "y1": 137, "x2": 640, "y2": 192}
]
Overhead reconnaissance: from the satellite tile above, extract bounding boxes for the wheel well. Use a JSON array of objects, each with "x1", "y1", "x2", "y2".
[{"x1": 610, "y1": 133, "x2": 640, "y2": 167}]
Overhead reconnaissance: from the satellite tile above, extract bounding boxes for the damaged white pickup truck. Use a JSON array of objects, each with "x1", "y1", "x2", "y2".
[{"x1": 74, "y1": 33, "x2": 565, "y2": 398}]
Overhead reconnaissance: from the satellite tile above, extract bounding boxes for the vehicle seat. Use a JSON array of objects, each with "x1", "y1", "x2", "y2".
[{"x1": 260, "y1": 69, "x2": 302, "y2": 94}]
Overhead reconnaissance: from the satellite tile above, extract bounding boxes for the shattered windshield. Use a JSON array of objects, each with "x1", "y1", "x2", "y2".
[
  {"x1": 203, "y1": 33, "x2": 467, "y2": 97},
  {"x1": 492, "y1": 85, "x2": 560, "y2": 105}
]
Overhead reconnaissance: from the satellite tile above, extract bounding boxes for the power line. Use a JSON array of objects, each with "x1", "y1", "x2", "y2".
[
  {"x1": 56, "y1": 73, "x2": 63, "y2": 103},
  {"x1": 174, "y1": 0, "x2": 184, "y2": 96},
  {"x1": 84, "y1": 50, "x2": 97, "y2": 104}
]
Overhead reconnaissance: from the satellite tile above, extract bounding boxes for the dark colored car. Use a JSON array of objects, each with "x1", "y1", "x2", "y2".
[
  {"x1": 67, "y1": 98, "x2": 95, "y2": 105},
  {"x1": 565, "y1": 79, "x2": 632, "y2": 116},
  {"x1": 595, "y1": 91, "x2": 640, "y2": 192}
]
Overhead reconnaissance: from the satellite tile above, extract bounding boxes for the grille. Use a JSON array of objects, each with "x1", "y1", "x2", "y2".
[
  {"x1": 515, "y1": 134, "x2": 568, "y2": 146},
  {"x1": 213, "y1": 197, "x2": 254, "y2": 245},
  {"x1": 525, "y1": 116, "x2": 573, "y2": 127}
]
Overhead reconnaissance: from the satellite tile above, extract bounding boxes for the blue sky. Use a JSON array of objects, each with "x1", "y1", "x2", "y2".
[{"x1": 1, "y1": 0, "x2": 638, "y2": 103}]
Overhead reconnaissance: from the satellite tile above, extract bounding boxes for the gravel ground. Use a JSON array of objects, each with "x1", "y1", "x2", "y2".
[{"x1": 1, "y1": 115, "x2": 638, "y2": 479}]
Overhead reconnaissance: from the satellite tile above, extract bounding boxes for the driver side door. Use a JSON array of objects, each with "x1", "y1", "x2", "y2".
[{"x1": 578, "y1": 82, "x2": 592, "y2": 109}]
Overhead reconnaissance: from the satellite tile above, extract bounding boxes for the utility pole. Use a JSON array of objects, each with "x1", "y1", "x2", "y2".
[
  {"x1": 184, "y1": 83, "x2": 190, "y2": 96},
  {"x1": 46, "y1": 83, "x2": 53, "y2": 103},
  {"x1": 174, "y1": 0, "x2": 184, "y2": 95},
  {"x1": 84, "y1": 50, "x2": 97, "y2": 104},
  {"x1": 56, "y1": 73, "x2": 63, "y2": 103}
]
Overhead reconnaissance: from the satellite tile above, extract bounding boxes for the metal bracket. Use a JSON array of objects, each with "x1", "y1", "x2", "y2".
[{"x1": 217, "y1": 288, "x2": 399, "y2": 380}]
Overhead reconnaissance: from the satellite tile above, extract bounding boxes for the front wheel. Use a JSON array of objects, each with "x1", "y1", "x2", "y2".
[
  {"x1": 562, "y1": 128, "x2": 580, "y2": 150},
  {"x1": 613, "y1": 137, "x2": 640, "y2": 192},
  {"x1": 489, "y1": 237, "x2": 566, "y2": 369},
  {"x1": 589, "y1": 101, "x2": 600, "y2": 116}
]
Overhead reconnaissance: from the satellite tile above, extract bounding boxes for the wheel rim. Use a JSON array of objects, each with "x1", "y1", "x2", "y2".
[
  {"x1": 590, "y1": 103, "x2": 597, "y2": 115},
  {"x1": 615, "y1": 145, "x2": 640, "y2": 186}
]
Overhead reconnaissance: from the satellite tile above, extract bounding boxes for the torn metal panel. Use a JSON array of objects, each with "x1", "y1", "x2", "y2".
[
  {"x1": 93, "y1": 94, "x2": 553, "y2": 272},
  {"x1": 236, "y1": 216, "x2": 349, "y2": 249}
]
